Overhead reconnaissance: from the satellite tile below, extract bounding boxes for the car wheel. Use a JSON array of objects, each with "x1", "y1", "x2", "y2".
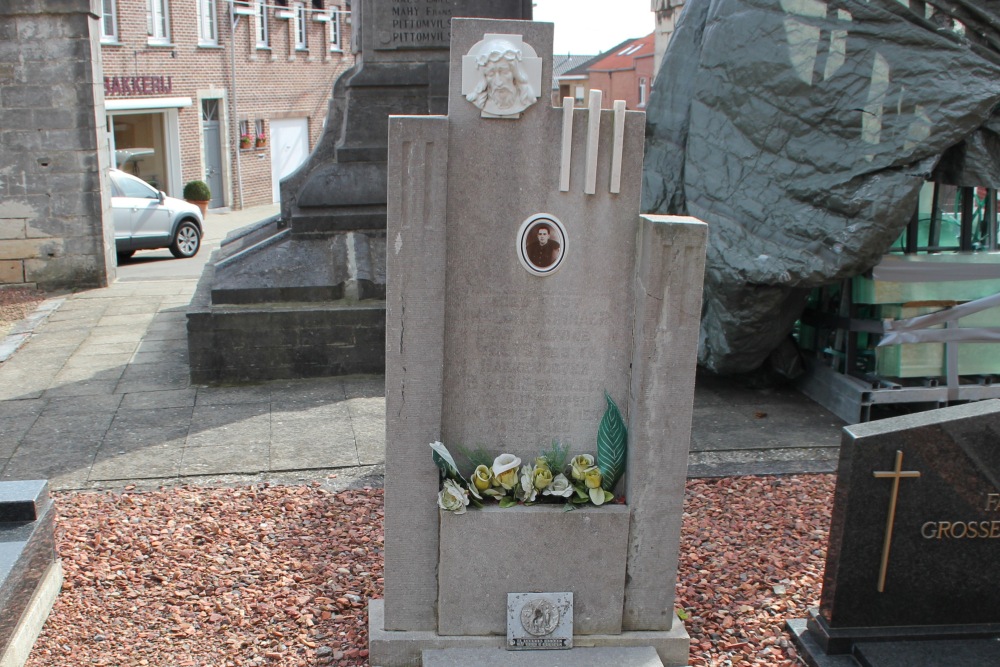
[{"x1": 170, "y1": 220, "x2": 201, "y2": 258}]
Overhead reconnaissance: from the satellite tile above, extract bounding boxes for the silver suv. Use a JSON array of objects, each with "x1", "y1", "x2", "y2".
[{"x1": 109, "y1": 169, "x2": 203, "y2": 259}]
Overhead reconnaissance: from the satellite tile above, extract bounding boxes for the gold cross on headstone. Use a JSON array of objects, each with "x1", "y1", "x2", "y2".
[{"x1": 872, "y1": 450, "x2": 921, "y2": 593}]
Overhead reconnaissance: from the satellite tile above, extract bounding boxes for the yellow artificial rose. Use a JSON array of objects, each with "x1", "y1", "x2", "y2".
[
  {"x1": 472, "y1": 465, "x2": 492, "y2": 491},
  {"x1": 534, "y1": 457, "x2": 550, "y2": 471},
  {"x1": 533, "y1": 466, "x2": 553, "y2": 490},
  {"x1": 496, "y1": 467, "x2": 518, "y2": 490},
  {"x1": 584, "y1": 466, "x2": 603, "y2": 490},
  {"x1": 571, "y1": 454, "x2": 595, "y2": 481}
]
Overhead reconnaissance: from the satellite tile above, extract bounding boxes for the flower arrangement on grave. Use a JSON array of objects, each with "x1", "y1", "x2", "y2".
[{"x1": 433, "y1": 393, "x2": 627, "y2": 513}]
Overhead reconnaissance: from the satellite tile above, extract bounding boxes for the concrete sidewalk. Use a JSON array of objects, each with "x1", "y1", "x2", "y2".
[
  {"x1": 0, "y1": 206, "x2": 386, "y2": 492},
  {"x1": 0, "y1": 206, "x2": 844, "y2": 492}
]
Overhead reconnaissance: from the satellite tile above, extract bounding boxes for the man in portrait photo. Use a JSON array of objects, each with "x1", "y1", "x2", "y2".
[
  {"x1": 525, "y1": 222, "x2": 561, "y2": 268},
  {"x1": 465, "y1": 38, "x2": 538, "y2": 117}
]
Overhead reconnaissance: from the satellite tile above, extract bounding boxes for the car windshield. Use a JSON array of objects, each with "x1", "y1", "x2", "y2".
[{"x1": 112, "y1": 172, "x2": 159, "y2": 199}]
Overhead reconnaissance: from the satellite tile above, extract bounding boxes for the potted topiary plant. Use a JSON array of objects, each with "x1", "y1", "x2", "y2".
[{"x1": 183, "y1": 180, "x2": 211, "y2": 217}]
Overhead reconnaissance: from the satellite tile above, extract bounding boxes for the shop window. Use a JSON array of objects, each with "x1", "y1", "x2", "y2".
[
  {"x1": 293, "y1": 2, "x2": 308, "y2": 50},
  {"x1": 329, "y1": 5, "x2": 341, "y2": 51},
  {"x1": 197, "y1": 0, "x2": 218, "y2": 45},
  {"x1": 101, "y1": 0, "x2": 118, "y2": 42},
  {"x1": 255, "y1": 0, "x2": 269, "y2": 47},
  {"x1": 147, "y1": 0, "x2": 171, "y2": 44}
]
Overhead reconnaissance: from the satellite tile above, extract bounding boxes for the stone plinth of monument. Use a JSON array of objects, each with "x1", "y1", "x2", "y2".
[
  {"x1": 788, "y1": 400, "x2": 1000, "y2": 667},
  {"x1": 188, "y1": 0, "x2": 532, "y2": 384},
  {"x1": 0, "y1": 480, "x2": 62, "y2": 667},
  {"x1": 370, "y1": 18, "x2": 708, "y2": 667}
]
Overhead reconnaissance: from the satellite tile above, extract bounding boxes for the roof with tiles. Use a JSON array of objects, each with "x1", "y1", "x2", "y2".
[{"x1": 584, "y1": 32, "x2": 655, "y2": 73}]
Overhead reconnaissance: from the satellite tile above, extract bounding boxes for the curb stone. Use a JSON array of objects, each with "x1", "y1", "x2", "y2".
[{"x1": 0, "y1": 298, "x2": 64, "y2": 363}]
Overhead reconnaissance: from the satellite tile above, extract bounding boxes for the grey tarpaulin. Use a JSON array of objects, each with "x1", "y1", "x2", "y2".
[{"x1": 642, "y1": 0, "x2": 1000, "y2": 375}]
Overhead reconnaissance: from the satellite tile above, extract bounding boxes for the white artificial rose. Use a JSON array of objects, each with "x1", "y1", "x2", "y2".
[
  {"x1": 519, "y1": 463, "x2": 537, "y2": 502},
  {"x1": 438, "y1": 479, "x2": 470, "y2": 514},
  {"x1": 543, "y1": 473, "x2": 575, "y2": 498}
]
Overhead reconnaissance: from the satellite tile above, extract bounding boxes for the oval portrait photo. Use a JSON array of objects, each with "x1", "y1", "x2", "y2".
[{"x1": 517, "y1": 214, "x2": 567, "y2": 276}]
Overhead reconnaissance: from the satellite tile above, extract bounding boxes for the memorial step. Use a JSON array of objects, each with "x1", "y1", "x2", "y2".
[{"x1": 421, "y1": 646, "x2": 665, "y2": 667}]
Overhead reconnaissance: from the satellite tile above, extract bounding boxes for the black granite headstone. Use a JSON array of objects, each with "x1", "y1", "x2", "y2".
[
  {"x1": 0, "y1": 480, "x2": 58, "y2": 663},
  {"x1": 788, "y1": 401, "x2": 1000, "y2": 667}
]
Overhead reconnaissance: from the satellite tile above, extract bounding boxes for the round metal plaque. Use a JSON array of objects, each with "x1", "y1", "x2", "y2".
[{"x1": 519, "y1": 598, "x2": 560, "y2": 636}]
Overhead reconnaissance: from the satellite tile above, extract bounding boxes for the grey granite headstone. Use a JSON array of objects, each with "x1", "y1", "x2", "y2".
[
  {"x1": 371, "y1": 17, "x2": 707, "y2": 667},
  {"x1": 788, "y1": 401, "x2": 1000, "y2": 666}
]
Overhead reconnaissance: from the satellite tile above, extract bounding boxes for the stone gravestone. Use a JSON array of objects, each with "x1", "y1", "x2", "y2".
[
  {"x1": 369, "y1": 17, "x2": 708, "y2": 666},
  {"x1": 188, "y1": 0, "x2": 531, "y2": 385},
  {"x1": 788, "y1": 401, "x2": 1000, "y2": 667}
]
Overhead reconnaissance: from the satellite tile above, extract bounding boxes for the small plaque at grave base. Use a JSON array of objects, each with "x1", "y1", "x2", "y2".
[{"x1": 506, "y1": 593, "x2": 572, "y2": 650}]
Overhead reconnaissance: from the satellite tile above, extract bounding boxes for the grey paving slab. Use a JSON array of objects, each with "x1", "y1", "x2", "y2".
[
  {"x1": 119, "y1": 388, "x2": 197, "y2": 410},
  {"x1": 89, "y1": 447, "x2": 181, "y2": 481},
  {"x1": 269, "y1": 378, "x2": 347, "y2": 408},
  {"x1": 85, "y1": 331, "x2": 145, "y2": 346},
  {"x1": 2, "y1": 442, "x2": 98, "y2": 484},
  {"x1": 134, "y1": 338, "x2": 187, "y2": 354},
  {"x1": 19, "y1": 413, "x2": 114, "y2": 446},
  {"x1": 270, "y1": 437, "x2": 359, "y2": 471},
  {"x1": 62, "y1": 353, "x2": 133, "y2": 370},
  {"x1": 347, "y1": 396, "x2": 386, "y2": 466},
  {"x1": 187, "y1": 403, "x2": 270, "y2": 447},
  {"x1": 52, "y1": 366, "x2": 126, "y2": 385},
  {"x1": 195, "y1": 385, "x2": 272, "y2": 406},
  {"x1": 107, "y1": 406, "x2": 194, "y2": 432},
  {"x1": 114, "y1": 368, "x2": 191, "y2": 394},
  {"x1": 73, "y1": 342, "x2": 140, "y2": 358},
  {"x1": 179, "y1": 442, "x2": 269, "y2": 476},
  {"x1": 43, "y1": 395, "x2": 123, "y2": 415},
  {"x1": 129, "y1": 348, "x2": 188, "y2": 366},
  {"x1": 43, "y1": 379, "x2": 119, "y2": 398}
]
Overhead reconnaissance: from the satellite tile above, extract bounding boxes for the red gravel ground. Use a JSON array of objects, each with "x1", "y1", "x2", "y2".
[
  {"x1": 27, "y1": 475, "x2": 834, "y2": 667},
  {"x1": 0, "y1": 286, "x2": 46, "y2": 338}
]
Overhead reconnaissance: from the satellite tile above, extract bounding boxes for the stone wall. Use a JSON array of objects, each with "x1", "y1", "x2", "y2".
[{"x1": 0, "y1": 0, "x2": 114, "y2": 289}]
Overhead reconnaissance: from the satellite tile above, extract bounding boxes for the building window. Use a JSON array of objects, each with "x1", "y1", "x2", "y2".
[
  {"x1": 293, "y1": 2, "x2": 307, "y2": 50},
  {"x1": 197, "y1": 0, "x2": 217, "y2": 45},
  {"x1": 329, "y1": 6, "x2": 341, "y2": 51},
  {"x1": 101, "y1": 0, "x2": 118, "y2": 42},
  {"x1": 638, "y1": 77, "x2": 648, "y2": 108},
  {"x1": 147, "y1": 0, "x2": 170, "y2": 44},
  {"x1": 574, "y1": 85, "x2": 585, "y2": 102},
  {"x1": 255, "y1": 0, "x2": 269, "y2": 47}
]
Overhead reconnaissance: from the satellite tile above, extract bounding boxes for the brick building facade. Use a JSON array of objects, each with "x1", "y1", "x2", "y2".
[
  {"x1": 100, "y1": 0, "x2": 354, "y2": 210},
  {"x1": 556, "y1": 33, "x2": 655, "y2": 111}
]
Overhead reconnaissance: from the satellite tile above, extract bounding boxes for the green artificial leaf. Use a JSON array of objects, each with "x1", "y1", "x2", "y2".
[
  {"x1": 563, "y1": 504, "x2": 576, "y2": 512},
  {"x1": 429, "y1": 441, "x2": 467, "y2": 484},
  {"x1": 676, "y1": 608, "x2": 690, "y2": 621},
  {"x1": 596, "y1": 392, "x2": 627, "y2": 492},
  {"x1": 571, "y1": 495, "x2": 590, "y2": 504},
  {"x1": 499, "y1": 497, "x2": 519, "y2": 508}
]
